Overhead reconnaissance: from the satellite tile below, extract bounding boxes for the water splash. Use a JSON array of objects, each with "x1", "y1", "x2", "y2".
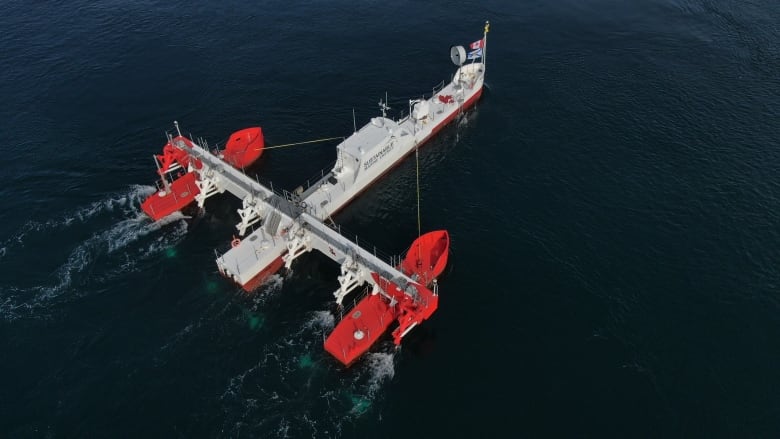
[
  {"x1": 249, "y1": 274, "x2": 285, "y2": 309},
  {"x1": 0, "y1": 184, "x2": 156, "y2": 260},
  {"x1": 305, "y1": 310, "x2": 335, "y2": 330},
  {"x1": 0, "y1": 185, "x2": 188, "y2": 322},
  {"x1": 362, "y1": 352, "x2": 397, "y2": 398},
  {"x1": 218, "y1": 308, "x2": 398, "y2": 437}
]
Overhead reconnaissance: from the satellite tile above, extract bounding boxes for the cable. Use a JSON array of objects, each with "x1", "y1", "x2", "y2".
[{"x1": 257, "y1": 136, "x2": 345, "y2": 151}]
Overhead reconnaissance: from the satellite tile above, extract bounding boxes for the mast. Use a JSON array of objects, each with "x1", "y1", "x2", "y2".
[
  {"x1": 379, "y1": 92, "x2": 390, "y2": 119},
  {"x1": 415, "y1": 140, "x2": 421, "y2": 240},
  {"x1": 482, "y1": 20, "x2": 490, "y2": 70}
]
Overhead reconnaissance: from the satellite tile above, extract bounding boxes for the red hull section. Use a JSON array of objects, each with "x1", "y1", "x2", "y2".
[
  {"x1": 156, "y1": 135, "x2": 196, "y2": 172},
  {"x1": 324, "y1": 266, "x2": 441, "y2": 366},
  {"x1": 222, "y1": 127, "x2": 264, "y2": 169},
  {"x1": 399, "y1": 230, "x2": 450, "y2": 287},
  {"x1": 141, "y1": 128, "x2": 265, "y2": 221},
  {"x1": 371, "y1": 273, "x2": 439, "y2": 346},
  {"x1": 324, "y1": 293, "x2": 395, "y2": 366},
  {"x1": 141, "y1": 172, "x2": 200, "y2": 221}
]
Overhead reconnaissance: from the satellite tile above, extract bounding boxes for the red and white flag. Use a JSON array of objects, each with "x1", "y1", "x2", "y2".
[{"x1": 469, "y1": 39, "x2": 484, "y2": 50}]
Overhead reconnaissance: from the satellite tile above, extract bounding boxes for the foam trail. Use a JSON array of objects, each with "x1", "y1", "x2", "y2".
[
  {"x1": 249, "y1": 274, "x2": 285, "y2": 309},
  {"x1": 93, "y1": 217, "x2": 189, "y2": 283},
  {"x1": 34, "y1": 211, "x2": 187, "y2": 298},
  {"x1": 217, "y1": 308, "x2": 398, "y2": 437},
  {"x1": 0, "y1": 185, "x2": 156, "y2": 260},
  {"x1": 363, "y1": 352, "x2": 396, "y2": 397},
  {"x1": 305, "y1": 310, "x2": 335, "y2": 330},
  {"x1": 0, "y1": 185, "x2": 187, "y2": 322}
]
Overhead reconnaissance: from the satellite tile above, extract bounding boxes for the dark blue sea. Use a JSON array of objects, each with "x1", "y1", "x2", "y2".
[{"x1": 1, "y1": 0, "x2": 779, "y2": 437}]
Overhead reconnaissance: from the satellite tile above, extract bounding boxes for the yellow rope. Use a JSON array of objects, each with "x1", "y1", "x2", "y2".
[
  {"x1": 256, "y1": 136, "x2": 344, "y2": 150},
  {"x1": 416, "y1": 144, "x2": 421, "y2": 239}
]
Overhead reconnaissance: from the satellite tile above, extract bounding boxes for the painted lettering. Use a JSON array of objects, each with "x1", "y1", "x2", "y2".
[{"x1": 362, "y1": 142, "x2": 394, "y2": 171}]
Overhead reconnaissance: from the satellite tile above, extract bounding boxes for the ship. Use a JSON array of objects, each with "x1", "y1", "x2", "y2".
[{"x1": 139, "y1": 21, "x2": 489, "y2": 366}]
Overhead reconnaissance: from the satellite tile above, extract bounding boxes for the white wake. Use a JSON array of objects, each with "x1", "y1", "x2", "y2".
[{"x1": 0, "y1": 185, "x2": 188, "y2": 322}]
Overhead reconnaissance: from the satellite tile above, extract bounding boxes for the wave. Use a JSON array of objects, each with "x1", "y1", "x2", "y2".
[
  {"x1": 1, "y1": 183, "x2": 400, "y2": 431},
  {"x1": 0, "y1": 185, "x2": 188, "y2": 322},
  {"x1": 0, "y1": 184, "x2": 156, "y2": 261},
  {"x1": 249, "y1": 273, "x2": 286, "y2": 309},
  {"x1": 218, "y1": 308, "x2": 398, "y2": 437}
]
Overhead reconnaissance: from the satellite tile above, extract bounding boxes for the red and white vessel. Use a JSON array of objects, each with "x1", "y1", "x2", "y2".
[{"x1": 139, "y1": 22, "x2": 489, "y2": 365}]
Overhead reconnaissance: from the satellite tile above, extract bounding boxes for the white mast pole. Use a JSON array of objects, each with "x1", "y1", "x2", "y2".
[{"x1": 482, "y1": 20, "x2": 490, "y2": 70}]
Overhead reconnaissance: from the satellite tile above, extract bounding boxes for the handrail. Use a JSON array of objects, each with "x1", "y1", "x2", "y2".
[{"x1": 321, "y1": 220, "x2": 400, "y2": 269}]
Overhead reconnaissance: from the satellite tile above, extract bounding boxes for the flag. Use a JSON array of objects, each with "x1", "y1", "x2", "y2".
[
  {"x1": 469, "y1": 39, "x2": 484, "y2": 50},
  {"x1": 467, "y1": 48, "x2": 483, "y2": 60}
]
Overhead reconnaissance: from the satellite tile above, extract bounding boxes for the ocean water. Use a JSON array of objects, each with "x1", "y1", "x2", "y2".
[{"x1": 1, "y1": 0, "x2": 779, "y2": 437}]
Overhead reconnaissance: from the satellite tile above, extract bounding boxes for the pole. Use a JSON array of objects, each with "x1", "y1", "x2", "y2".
[
  {"x1": 153, "y1": 154, "x2": 170, "y2": 194},
  {"x1": 415, "y1": 143, "x2": 421, "y2": 239},
  {"x1": 483, "y1": 21, "x2": 490, "y2": 70}
]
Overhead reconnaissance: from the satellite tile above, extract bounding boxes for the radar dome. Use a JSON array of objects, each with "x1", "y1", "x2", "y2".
[{"x1": 450, "y1": 45, "x2": 466, "y2": 66}]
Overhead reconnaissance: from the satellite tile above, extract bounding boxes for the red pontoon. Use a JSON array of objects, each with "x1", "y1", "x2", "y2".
[
  {"x1": 221, "y1": 127, "x2": 264, "y2": 169},
  {"x1": 140, "y1": 125, "x2": 265, "y2": 221},
  {"x1": 324, "y1": 231, "x2": 448, "y2": 366},
  {"x1": 399, "y1": 230, "x2": 450, "y2": 287}
]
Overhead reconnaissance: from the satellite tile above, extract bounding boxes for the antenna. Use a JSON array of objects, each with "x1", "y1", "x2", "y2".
[
  {"x1": 378, "y1": 93, "x2": 390, "y2": 118},
  {"x1": 352, "y1": 108, "x2": 357, "y2": 133},
  {"x1": 174, "y1": 120, "x2": 182, "y2": 137},
  {"x1": 483, "y1": 20, "x2": 490, "y2": 68}
]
